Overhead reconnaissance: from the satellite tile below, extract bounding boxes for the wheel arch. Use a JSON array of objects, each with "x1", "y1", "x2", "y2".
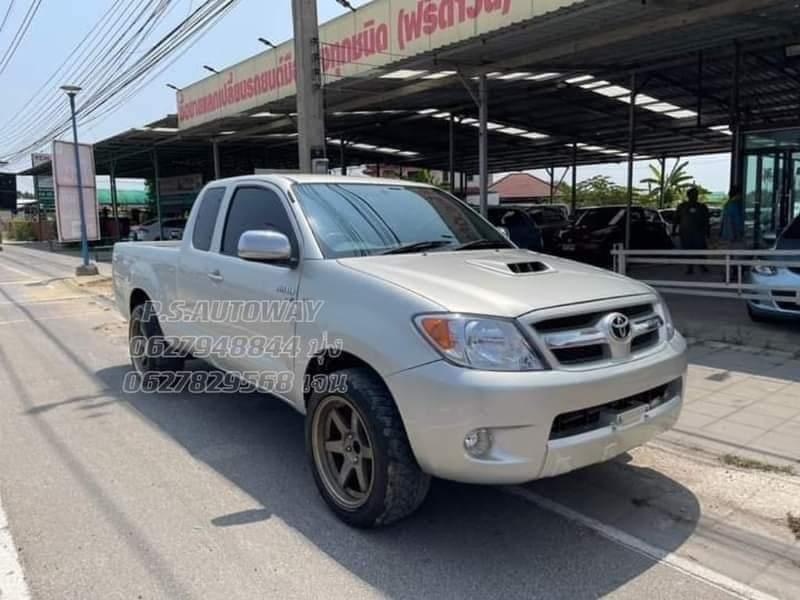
[
  {"x1": 129, "y1": 288, "x2": 151, "y2": 313},
  {"x1": 303, "y1": 349, "x2": 387, "y2": 412}
]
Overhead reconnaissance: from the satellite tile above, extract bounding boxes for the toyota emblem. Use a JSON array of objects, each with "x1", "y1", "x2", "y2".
[{"x1": 607, "y1": 313, "x2": 632, "y2": 342}]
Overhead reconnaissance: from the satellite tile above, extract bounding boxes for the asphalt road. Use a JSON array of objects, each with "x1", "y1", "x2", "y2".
[{"x1": 0, "y1": 244, "x2": 788, "y2": 600}]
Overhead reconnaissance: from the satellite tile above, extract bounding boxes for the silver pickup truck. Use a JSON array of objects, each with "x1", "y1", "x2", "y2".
[{"x1": 113, "y1": 174, "x2": 687, "y2": 527}]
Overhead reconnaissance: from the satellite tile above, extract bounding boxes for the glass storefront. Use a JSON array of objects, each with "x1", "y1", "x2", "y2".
[{"x1": 743, "y1": 129, "x2": 800, "y2": 247}]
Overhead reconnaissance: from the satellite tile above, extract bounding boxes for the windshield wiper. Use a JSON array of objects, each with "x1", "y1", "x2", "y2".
[
  {"x1": 452, "y1": 239, "x2": 512, "y2": 251},
  {"x1": 380, "y1": 240, "x2": 452, "y2": 255}
]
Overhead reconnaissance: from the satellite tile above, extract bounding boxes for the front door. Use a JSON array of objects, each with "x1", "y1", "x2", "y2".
[{"x1": 204, "y1": 183, "x2": 303, "y2": 393}]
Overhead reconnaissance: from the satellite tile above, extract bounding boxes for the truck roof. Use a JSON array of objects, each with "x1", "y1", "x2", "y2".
[{"x1": 207, "y1": 174, "x2": 433, "y2": 187}]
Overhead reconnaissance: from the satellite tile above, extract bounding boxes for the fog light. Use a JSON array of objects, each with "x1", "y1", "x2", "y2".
[{"x1": 464, "y1": 428, "x2": 493, "y2": 457}]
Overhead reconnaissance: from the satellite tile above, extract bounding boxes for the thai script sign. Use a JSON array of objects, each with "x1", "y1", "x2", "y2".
[{"x1": 177, "y1": 0, "x2": 579, "y2": 129}]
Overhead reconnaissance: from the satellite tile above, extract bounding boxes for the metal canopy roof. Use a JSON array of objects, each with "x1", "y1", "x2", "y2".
[{"x1": 21, "y1": 0, "x2": 800, "y2": 179}]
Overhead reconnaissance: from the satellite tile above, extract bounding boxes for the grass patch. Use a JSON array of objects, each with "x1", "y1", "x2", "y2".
[
  {"x1": 720, "y1": 454, "x2": 795, "y2": 476},
  {"x1": 788, "y1": 513, "x2": 800, "y2": 540}
]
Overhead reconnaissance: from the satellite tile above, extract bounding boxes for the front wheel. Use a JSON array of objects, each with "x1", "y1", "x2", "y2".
[{"x1": 306, "y1": 368, "x2": 430, "y2": 527}]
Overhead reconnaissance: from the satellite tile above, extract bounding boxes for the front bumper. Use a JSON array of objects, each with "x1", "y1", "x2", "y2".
[
  {"x1": 386, "y1": 334, "x2": 687, "y2": 484},
  {"x1": 747, "y1": 268, "x2": 800, "y2": 318}
]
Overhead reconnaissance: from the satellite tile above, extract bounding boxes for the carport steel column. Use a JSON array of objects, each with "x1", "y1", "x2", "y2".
[
  {"x1": 110, "y1": 161, "x2": 121, "y2": 241},
  {"x1": 479, "y1": 73, "x2": 489, "y2": 218},
  {"x1": 449, "y1": 114, "x2": 456, "y2": 194},
  {"x1": 152, "y1": 149, "x2": 163, "y2": 240},
  {"x1": 625, "y1": 73, "x2": 637, "y2": 251},
  {"x1": 292, "y1": 0, "x2": 326, "y2": 173},
  {"x1": 212, "y1": 141, "x2": 221, "y2": 179}
]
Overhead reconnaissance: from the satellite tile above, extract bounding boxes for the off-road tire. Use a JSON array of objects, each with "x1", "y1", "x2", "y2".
[
  {"x1": 306, "y1": 367, "x2": 430, "y2": 528},
  {"x1": 129, "y1": 301, "x2": 184, "y2": 374}
]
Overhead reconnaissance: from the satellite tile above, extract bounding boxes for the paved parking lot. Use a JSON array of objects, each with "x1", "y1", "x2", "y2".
[{"x1": 0, "y1": 244, "x2": 798, "y2": 600}]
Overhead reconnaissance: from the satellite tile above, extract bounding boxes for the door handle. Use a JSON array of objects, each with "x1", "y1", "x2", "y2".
[{"x1": 207, "y1": 270, "x2": 224, "y2": 282}]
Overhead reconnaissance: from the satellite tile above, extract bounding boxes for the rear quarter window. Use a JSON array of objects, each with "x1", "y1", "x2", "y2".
[{"x1": 192, "y1": 187, "x2": 225, "y2": 251}]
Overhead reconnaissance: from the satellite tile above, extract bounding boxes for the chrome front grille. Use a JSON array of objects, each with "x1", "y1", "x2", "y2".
[{"x1": 525, "y1": 300, "x2": 664, "y2": 368}]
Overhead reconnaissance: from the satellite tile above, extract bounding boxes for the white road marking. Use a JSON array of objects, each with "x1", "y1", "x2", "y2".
[
  {"x1": 0, "y1": 262, "x2": 35, "y2": 279},
  {"x1": 505, "y1": 486, "x2": 778, "y2": 600},
  {"x1": 0, "y1": 280, "x2": 43, "y2": 286},
  {"x1": 0, "y1": 492, "x2": 31, "y2": 600},
  {"x1": 0, "y1": 295, "x2": 109, "y2": 307},
  {"x1": 0, "y1": 311, "x2": 108, "y2": 327}
]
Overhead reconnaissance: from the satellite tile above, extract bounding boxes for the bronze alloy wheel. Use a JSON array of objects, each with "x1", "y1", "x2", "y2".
[
  {"x1": 130, "y1": 311, "x2": 153, "y2": 374},
  {"x1": 311, "y1": 395, "x2": 375, "y2": 510}
]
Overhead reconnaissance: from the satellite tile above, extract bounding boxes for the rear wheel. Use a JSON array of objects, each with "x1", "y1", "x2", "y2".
[
  {"x1": 129, "y1": 301, "x2": 184, "y2": 375},
  {"x1": 307, "y1": 368, "x2": 430, "y2": 527}
]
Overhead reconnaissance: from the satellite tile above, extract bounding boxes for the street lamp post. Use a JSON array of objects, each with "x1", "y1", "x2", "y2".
[
  {"x1": 0, "y1": 160, "x2": 6, "y2": 252},
  {"x1": 61, "y1": 85, "x2": 98, "y2": 277}
]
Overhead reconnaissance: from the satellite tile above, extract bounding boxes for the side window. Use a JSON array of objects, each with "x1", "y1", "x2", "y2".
[
  {"x1": 192, "y1": 187, "x2": 225, "y2": 251},
  {"x1": 221, "y1": 186, "x2": 296, "y2": 257}
]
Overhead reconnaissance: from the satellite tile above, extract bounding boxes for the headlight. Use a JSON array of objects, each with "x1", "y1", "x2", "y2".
[
  {"x1": 752, "y1": 264, "x2": 778, "y2": 276},
  {"x1": 415, "y1": 314, "x2": 545, "y2": 371},
  {"x1": 654, "y1": 293, "x2": 676, "y2": 340}
]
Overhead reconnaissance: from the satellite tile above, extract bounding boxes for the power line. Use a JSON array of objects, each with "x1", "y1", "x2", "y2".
[
  {"x1": 0, "y1": 0, "x2": 173, "y2": 148},
  {"x1": 0, "y1": 0, "x2": 170, "y2": 159},
  {"x1": 1, "y1": 0, "x2": 239, "y2": 164},
  {"x1": 0, "y1": 0, "x2": 154, "y2": 144},
  {"x1": 0, "y1": 1, "x2": 16, "y2": 35},
  {"x1": 0, "y1": 0, "x2": 43, "y2": 76}
]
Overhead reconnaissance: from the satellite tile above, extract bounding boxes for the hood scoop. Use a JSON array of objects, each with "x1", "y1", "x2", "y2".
[{"x1": 467, "y1": 258, "x2": 553, "y2": 276}]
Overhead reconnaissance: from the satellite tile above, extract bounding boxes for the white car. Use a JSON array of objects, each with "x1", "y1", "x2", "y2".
[
  {"x1": 113, "y1": 175, "x2": 687, "y2": 527},
  {"x1": 130, "y1": 218, "x2": 187, "y2": 241},
  {"x1": 747, "y1": 215, "x2": 800, "y2": 321}
]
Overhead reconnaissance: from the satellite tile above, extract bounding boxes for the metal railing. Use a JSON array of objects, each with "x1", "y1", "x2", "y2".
[{"x1": 610, "y1": 244, "x2": 800, "y2": 305}]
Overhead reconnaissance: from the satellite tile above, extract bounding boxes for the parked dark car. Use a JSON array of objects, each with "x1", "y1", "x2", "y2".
[
  {"x1": 486, "y1": 206, "x2": 544, "y2": 252},
  {"x1": 525, "y1": 205, "x2": 571, "y2": 251},
  {"x1": 557, "y1": 205, "x2": 673, "y2": 266}
]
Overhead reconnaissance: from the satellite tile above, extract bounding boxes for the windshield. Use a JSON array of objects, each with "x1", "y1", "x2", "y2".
[
  {"x1": 292, "y1": 183, "x2": 507, "y2": 258},
  {"x1": 577, "y1": 207, "x2": 624, "y2": 229}
]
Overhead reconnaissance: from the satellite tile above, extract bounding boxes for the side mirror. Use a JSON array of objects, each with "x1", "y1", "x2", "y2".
[
  {"x1": 238, "y1": 229, "x2": 292, "y2": 263},
  {"x1": 496, "y1": 226, "x2": 511, "y2": 239}
]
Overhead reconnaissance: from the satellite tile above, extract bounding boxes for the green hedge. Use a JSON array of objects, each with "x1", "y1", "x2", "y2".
[{"x1": 6, "y1": 220, "x2": 37, "y2": 241}]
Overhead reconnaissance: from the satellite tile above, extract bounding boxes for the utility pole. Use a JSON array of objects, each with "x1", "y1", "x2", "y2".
[
  {"x1": 0, "y1": 160, "x2": 6, "y2": 251},
  {"x1": 292, "y1": 0, "x2": 326, "y2": 173}
]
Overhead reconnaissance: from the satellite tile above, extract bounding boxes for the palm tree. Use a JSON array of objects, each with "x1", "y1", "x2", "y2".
[{"x1": 641, "y1": 159, "x2": 694, "y2": 208}]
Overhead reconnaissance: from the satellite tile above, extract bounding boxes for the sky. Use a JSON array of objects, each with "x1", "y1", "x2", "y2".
[{"x1": 1, "y1": 0, "x2": 731, "y2": 192}]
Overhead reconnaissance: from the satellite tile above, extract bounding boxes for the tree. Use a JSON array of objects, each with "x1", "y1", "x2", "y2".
[
  {"x1": 561, "y1": 175, "x2": 648, "y2": 207},
  {"x1": 404, "y1": 169, "x2": 441, "y2": 186},
  {"x1": 641, "y1": 159, "x2": 694, "y2": 208}
]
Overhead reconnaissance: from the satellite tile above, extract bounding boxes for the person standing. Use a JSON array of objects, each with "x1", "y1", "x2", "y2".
[
  {"x1": 720, "y1": 185, "x2": 745, "y2": 244},
  {"x1": 674, "y1": 187, "x2": 710, "y2": 274}
]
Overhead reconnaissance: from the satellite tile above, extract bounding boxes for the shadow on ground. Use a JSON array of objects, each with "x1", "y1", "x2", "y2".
[{"x1": 87, "y1": 362, "x2": 701, "y2": 599}]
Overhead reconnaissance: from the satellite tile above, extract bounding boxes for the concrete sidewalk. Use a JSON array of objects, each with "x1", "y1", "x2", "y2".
[{"x1": 667, "y1": 340, "x2": 800, "y2": 468}]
